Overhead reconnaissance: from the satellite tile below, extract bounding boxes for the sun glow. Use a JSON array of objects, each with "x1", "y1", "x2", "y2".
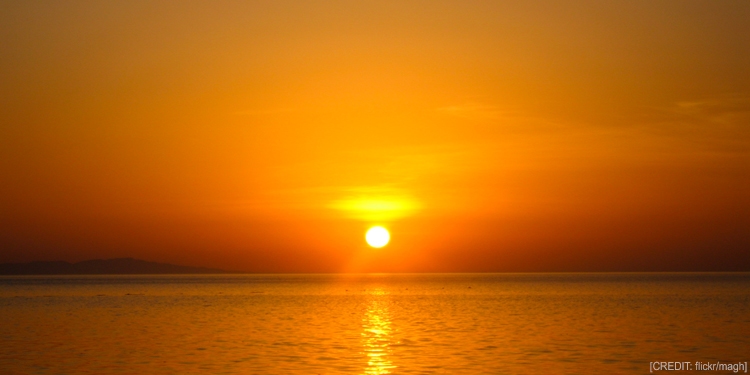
[
  {"x1": 331, "y1": 195, "x2": 420, "y2": 221},
  {"x1": 365, "y1": 226, "x2": 390, "y2": 248}
]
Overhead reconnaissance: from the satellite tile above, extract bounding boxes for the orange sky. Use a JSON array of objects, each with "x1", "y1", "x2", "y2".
[{"x1": 1, "y1": 1, "x2": 748, "y2": 272}]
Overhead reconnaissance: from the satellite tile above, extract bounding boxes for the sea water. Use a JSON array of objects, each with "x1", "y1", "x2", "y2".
[{"x1": 1, "y1": 273, "x2": 748, "y2": 374}]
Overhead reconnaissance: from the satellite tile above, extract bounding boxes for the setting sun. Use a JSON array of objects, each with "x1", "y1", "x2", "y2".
[
  {"x1": 365, "y1": 226, "x2": 390, "y2": 248},
  {"x1": 1, "y1": 2, "x2": 749, "y2": 375}
]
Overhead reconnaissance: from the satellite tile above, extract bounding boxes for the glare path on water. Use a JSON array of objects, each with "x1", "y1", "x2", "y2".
[{"x1": 362, "y1": 289, "x2": 396, "y2": 374}]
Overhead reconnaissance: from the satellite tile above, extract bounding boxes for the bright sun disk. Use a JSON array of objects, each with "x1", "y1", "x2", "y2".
[{"x1": 365, "y1": 226, "x2": 390, "y2": 248}]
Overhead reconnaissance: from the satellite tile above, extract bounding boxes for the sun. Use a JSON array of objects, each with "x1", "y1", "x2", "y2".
[{"x1": 365, "y1": 226, "x2": 390, "y2": 248}]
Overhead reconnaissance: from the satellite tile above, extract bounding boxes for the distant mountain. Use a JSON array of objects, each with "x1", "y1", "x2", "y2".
[{"x1": 0, "y1": 258, "x2": 231, "y2": 275}]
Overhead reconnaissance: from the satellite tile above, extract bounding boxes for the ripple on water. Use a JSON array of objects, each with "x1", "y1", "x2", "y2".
[{"x1": 0, "y1": 273, "x2": 748, "y2": 374}]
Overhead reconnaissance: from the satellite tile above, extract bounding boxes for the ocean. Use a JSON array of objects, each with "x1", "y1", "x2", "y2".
[{"x1": 1, "y1": 273, "x2": 748, "y2": 374}]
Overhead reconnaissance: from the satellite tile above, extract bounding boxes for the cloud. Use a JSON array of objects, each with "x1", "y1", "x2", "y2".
[
  {"x1": 634, "y1": 96, "x2": 750, "y2": 154},
  {"x1": 435, "y1": 102, "x2": 567, "y2": 132},
  {"x1": 436, "y1": 102, "x2": 510, "y2": 120},
  {"x1": 671, "y1": 96, "x2": 750, "y2": 125},
  {"x1": 232, "y1": 108, "x2": 298, "y2": 116}
]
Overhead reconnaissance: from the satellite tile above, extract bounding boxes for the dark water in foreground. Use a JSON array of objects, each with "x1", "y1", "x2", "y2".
[{"x1": 1, "y1": 273, "x2": 748, "y2": 374}]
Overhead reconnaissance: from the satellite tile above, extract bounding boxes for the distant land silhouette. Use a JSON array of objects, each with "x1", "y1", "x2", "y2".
[{"x1": 0, "y1": 258, "x2": 231, "y2": 275}]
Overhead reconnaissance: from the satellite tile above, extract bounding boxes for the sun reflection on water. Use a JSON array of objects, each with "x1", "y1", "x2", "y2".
[{"x1": 362, "y1": 290, "x2": 396, "y2": 375}]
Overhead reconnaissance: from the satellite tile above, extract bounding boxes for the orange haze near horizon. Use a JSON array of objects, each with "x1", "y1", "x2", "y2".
[{"x1": 1, "y1": 1, "x2": 749, "y2": 272}]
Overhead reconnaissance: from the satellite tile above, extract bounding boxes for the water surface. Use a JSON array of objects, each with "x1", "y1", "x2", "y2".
[{"x1": 1, "y1": 273, "x2": 748, "y2": 374}]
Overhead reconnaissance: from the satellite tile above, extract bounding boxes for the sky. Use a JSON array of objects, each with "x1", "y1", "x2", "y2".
[{"x1": 1, "y1": 0, "x2": 748, "y2": 272}]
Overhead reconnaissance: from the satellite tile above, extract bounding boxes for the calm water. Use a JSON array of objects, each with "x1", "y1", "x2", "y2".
[{"x1": 1, "y1": 273, "x2": 748, "y2": 374}]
